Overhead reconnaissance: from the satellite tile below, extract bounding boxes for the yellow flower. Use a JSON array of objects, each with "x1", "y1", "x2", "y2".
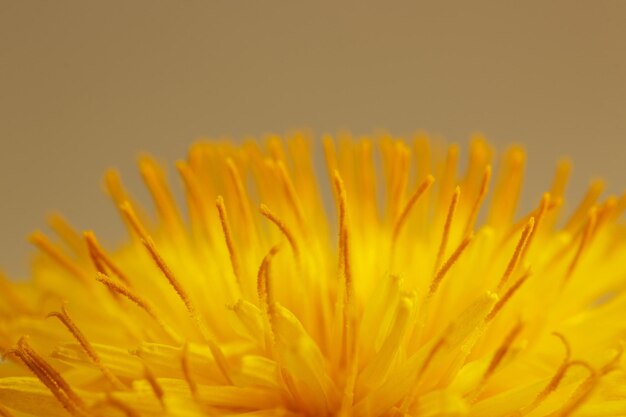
[{"x1": 1, "y1": 133, "x2": 625, "y2": 417}]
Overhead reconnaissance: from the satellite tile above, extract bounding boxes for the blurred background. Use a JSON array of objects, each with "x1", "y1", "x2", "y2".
[{"x1": 1, "y1": 1, "x2": 625, "y2": 276}]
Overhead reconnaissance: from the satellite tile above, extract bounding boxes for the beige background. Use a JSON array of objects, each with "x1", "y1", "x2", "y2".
[{"x1": 1, "y1": 1, "x2": 625, "y2": 276}]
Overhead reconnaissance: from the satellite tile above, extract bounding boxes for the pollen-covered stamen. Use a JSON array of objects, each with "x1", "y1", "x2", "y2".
[
  {"x1": 120, "y1": 203, "x2": 234, "y2": 384},
  {"x1": 463, "y1": 165, "x2": 491, "y2": 238},
  {"x1": 29, "y1": 231, "x2": 90, "y2": 285},
  {"x1": 257, "y1": 245, "x2": 281, "y2": 310},
  {"x1": 497, "y1": 218, "x2": 534, "y2": 292},
  {"x1": 392, "y1": 175, "x2": 435, "y2": 244},
  {"x1": 13, "y1": 337, "x2": 91, "y2": 417},
  {"x1": 121, "y1": 204, "x2": 204, "y2": 328},
  {"x1": 564, "y1": 208, "x2": 597, "y2": 283},
  {"x1": 434, "y1": 186, "x2": 461, "y2": 273},
  {"x1": 216, "y1": 196, "x2": 242, "y2": 290},
  {"x1": 84, "y1": 232, "x2": 132, "y2": 286},
  {"x1": 260, "y1": 204, "x2": 300, "y2": 260},
  {"x1": 429, "y1": 234, "x2": 473, "y2": 296},
  {"x1": 486, "y1": 270, "x2": 531, "y2": 322},
  {"x1": 257, "y1": 245, "x2": 281, "y2": 352},
  {"x1": 47, "y1": 304, "x2": 125, "y2": 390},
  {"x1": 180, "y1": 342, "x2": 198, "y2": 398},
  {"x1": 95, "y1": 272, "x2": 182, "y2": 343}
]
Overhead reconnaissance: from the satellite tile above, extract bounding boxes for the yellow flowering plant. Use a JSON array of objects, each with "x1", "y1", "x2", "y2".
[{"x1": 0, "y1": 133, "x2": 625, "y2": 417}]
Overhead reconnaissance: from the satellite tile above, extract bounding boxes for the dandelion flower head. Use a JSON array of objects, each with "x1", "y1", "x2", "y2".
[{"x1": 1, "y1": 133, "x2": 625, "y2": 417}]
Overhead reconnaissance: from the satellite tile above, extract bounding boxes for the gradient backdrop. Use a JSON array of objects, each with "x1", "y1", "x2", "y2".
[{"x1": 1, "y1": 1, "x2": 625, "y2": 276}]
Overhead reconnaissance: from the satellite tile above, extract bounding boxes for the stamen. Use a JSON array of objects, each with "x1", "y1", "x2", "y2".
[
  {"x1": 266, "y1": 135, "x2": 287, "y2": 162},
  {"x1": 138, "y1": 155, "x2": 183, "y2": 236},
  {"x1": 400, "y1": 336, "x2": 447, "y2": 414},
  {"x1": 564, "y1": 208, "x2": 597, "y2": 283},
  {"x1": 482, "y1": 322, "x2": 523, "y2": 382},
  {"x1": 522, "y1": 333, "x2": 577, "y2": 413},
  {"x1": 121, "y1": 204, "x2": 232, "y2": 384},
  {"x1": 392, "y1": 175, "x2": 435, "y2": 243},
  {"x1": 119, "y1": 202, "x2": 150, "y2": 238},
  {"x1": 47, "y1": 304, "x2": 125, "y2": 390},
  {"x1": 257, "y1": 245, "x2": 281, "y2": 310},
  {"x1": 497, "y1": 218, "x2": 534, "y2": 292},
  {"x1": 388, "y1": 143, "x2": 410, "y2": 221},
  {"x1": 338, "y1": 356, "x2": 359, "y2": 417},
  {"x1": 276, "y1": 160, "x2": 306, "y2": 230},
  {"x1": 437, "y1": 145, "x2": 459, "y2": 217},
  {"x1": 12, "y1": 348, "x2": 79, "y2": 416},
  {"x1": 143, "y1": 365, "x2": 165, "y2": 408},
  {"x1": 15, "y1": 337, "x2": 89, "y2": 417},
  {"x1": 503, "y1": 194, "x2": 559, "y2": 244},
  {"x1": 549, "y1": 158, "x2": 572, "y2": 199},
  {"x1": 120, "y1": 203, "x2": 200, "y2": 320},
  {"x1": 84, "y1": 232, "x2": 132, "y2": 286},
  {"x1": 519, "y1": 194, "x2": 550, "y2": 263},
  {"x1": 358, "y1": 139, "x2": 377, "y2": 221},
  {"x1": 47, "y1": 214, "x2": 86, "y2": 258},
  {"x1": 412, "y1": 135, "x2": 431, "y2": 185},
  {"x1": 101, "y1": 395, "x2": 141, "y2": 417},
  {"x1": 486, "y1": 270, "x2": 531, "y2": 322},
  {"x1": 564, "y1": 179, "x2": 604, "y2": 233},
  {"x1": 176, "y1": 160, "x2": 211, "y2": 239},
  {"x1": 180, "y1": 342, "x2": 198, "y2": 398},
  {"x1": 226, "y1": 158, "x2": 256, "y2": 238},
  {"x1": 488, "y1": 147, "x2": 525, "y2": 229},
  {"x1": 216, "y1": 196, "x2": 242, "y2": 289},
  {"x1": 600, "y1": 345, "x2": 623, "y2": 375},
  {"x1": 333, "y1": 171, "x2": 356, "y2": 370},
  {"x1": 257, "y1": 245, "x2": 281, "y2": 351},
  {"x1": 429, "y1": 234, "x2": 473, "y2": 296},
  {"x1": 434, "y1": 186, "x2": 461, "y2": 273},
  {"x1": 260, "y1": 204, "x2": 300, "y2": 259},
  {"x1": 95, "y1": 273, "x2": 182, "y2": 343},
  {"x1": 104, "y1": 169, "x2": 144, "y2": 241},
  {"x1": 29, "y1": 231, "x2": 90, "y2": 285},
  {"x1": 591, "y1": 196, "x2": 618, "y2": 239},
  {"x1": 322, "y1": 137, "x2": 338, "y2": 190},
  {"x1": 555, "y1": 363, "x2": 598, "y2": 417},
  {"x1": 463, "y1": 165, "x2": 491, "y2": 237}
]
